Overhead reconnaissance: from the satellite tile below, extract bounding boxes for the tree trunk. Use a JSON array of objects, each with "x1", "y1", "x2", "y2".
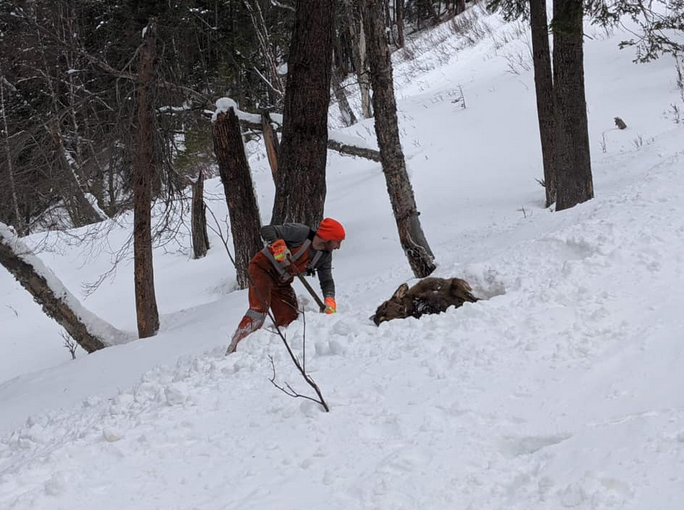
[
  {"x1": 271, "y1": 0, "x2": 335, "y2": 227},
  {"x1": 396, "y1": 0, "x2": 405, "y2": 48},
  {"x1": 361, "y1": 0, "x2": 436, "y2": 278},
  {"x1": 191, "y1": 169, "x2": 210, "y2": 259},
  {"x1": 345, "y1": 0, "x2": 372, "y2": 118},
  {"x1": 530, "y1": 0, "x2": 557, "y2": 207},
  {"x1": 332, "y1": 65, "x2": 358, "y2": 127},
  {"x1": 133, "y1": 19, "x2": 160, "y2": 338},
  {"x1": 261, "y1": 111, "x2": 280, "y2": 182},
  {"x1": 552, "y1": 0, "x2": 593, "y2": 211},
  {"x1": 0, "y1": 222, "x2": 131, "y2": 352},
  {"x1": 212, "y1": 108, "x2": 263, "y2": 289},
  {"x1": 0, "y1": 77, "x2": 24, "y2": 236}
]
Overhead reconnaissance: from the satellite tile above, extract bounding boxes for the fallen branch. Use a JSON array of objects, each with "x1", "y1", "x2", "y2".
[{"x1": 327, "y1": 137, "x2": 381, "y2": 162}]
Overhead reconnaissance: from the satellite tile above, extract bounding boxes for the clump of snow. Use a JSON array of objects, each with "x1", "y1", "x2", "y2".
[{"x1": 214, "y1": 97, "x2": 238, "y2": 114}]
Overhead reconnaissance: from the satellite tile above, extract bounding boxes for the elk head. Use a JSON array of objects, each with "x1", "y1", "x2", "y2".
[{"x1": 370, "y1": 283, "x2": 411, "y2": 326}]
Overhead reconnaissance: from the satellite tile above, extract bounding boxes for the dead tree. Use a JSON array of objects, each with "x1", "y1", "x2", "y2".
[
  {"x1": 0, "y1": 222, "x2": 131, "y2": 352},
  {"x1": 271, "y1": 0, "x2": 335, "y2": 227},
  {"x1": 361, "y1": 0, "x2": 436, "y2": 278},
  {"x1": 212, "y1": 107, "x2": 263, "y2": 289},
  {"x1": 191, "y1": 168, "x2": 210, "y2": 259},
  {"x1": 133, "y1": 19, "x2": 160, "y2": 338}
]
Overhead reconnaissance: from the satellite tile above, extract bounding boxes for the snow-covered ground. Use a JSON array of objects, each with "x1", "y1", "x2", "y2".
[{"x1": 2, "y1": 8, "x2": 684, "y2": 510}]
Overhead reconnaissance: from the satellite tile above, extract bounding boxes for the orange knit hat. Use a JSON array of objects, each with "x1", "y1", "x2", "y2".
[{"x1": 316, "y1": 218, "x2": 346, "y2": 241}]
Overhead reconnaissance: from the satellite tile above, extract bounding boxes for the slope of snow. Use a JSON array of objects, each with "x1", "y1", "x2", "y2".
[{"x1": 2, "y1": 10, "x2": 684, "y2": 510}]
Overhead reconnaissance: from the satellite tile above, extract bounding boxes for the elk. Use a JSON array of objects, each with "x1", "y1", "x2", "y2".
[{"x1": 371, "y1": 277, "x2": 478, "y2": 326}]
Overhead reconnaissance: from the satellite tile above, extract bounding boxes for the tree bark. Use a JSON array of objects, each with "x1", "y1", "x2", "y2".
[
  {"x1": 361, "y1": 0, "x2": 436, "y2": 278},
  {"x1": 133, "y1": 19, "x2": 160, "y2": 338},
  {"x1": 0, "y1": 222, "x2": 131, "y2": 353},
  {"x1": 261, "y1": 111, "x2": 280, "y2": 182},
  {"x1": 271, "y1": 0, "x2": 335, "y2": 227},
  {"x1": 530, "y1": 0, "x2": 557, "y2": 207},
  {"x1": 212, "y1": 108, "x2": 263, "y2": 289},
  {"x1": 191, "y1": 169, "x2": 210, "y2": 259},
  {"x1": 552, "y1": 0, "x2": 594, "y2": 211}
]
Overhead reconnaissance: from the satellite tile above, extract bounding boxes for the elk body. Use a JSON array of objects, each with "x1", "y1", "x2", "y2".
[{"x1": 371, "y1": 277, "x2": 478, "y2": 326}]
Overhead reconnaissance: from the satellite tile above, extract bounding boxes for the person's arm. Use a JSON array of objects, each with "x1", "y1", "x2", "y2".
[{"x1": 316, "y1": 255, "x2": 335, "y2": 298}]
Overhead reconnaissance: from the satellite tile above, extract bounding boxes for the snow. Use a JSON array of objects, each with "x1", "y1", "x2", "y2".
[{"x1": 2, "y1": 10, "x2": 684, "y2": 510}]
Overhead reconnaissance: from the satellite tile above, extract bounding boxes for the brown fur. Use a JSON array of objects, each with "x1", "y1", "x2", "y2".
[{"x1": 371, "y1": 277, "x2": 478, "y2": 326}]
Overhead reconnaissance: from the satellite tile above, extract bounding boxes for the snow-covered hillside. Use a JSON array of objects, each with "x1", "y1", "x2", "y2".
[{"x1": 2, "y1": 8, "x2": 683, "y2": 510}]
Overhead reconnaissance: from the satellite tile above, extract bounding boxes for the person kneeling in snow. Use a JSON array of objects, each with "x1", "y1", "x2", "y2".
[{"x1": 227, "y1": 218, "x2": 345, "y2": 354}]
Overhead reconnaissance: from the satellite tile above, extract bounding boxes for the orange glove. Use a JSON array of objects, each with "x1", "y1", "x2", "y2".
[
  {"x1": 269, "y1": 239, "x2": 290, "y2": 262},
  {"x1": 324, "y1": 297, "x2": 337, "y2": 314}
]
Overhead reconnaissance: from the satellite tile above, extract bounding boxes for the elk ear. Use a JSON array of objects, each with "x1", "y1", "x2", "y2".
[{"x1": 391, "y1": 283, "x2": 409, "y2": 301}]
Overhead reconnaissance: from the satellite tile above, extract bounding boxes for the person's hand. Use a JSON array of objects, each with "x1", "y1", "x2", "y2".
[
  {"x1": 270, "y1": 239, "x2": 290, "y2": 262},
  {"x1": 324, "y1": 297, "x2": 337, "y2": 314}
]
